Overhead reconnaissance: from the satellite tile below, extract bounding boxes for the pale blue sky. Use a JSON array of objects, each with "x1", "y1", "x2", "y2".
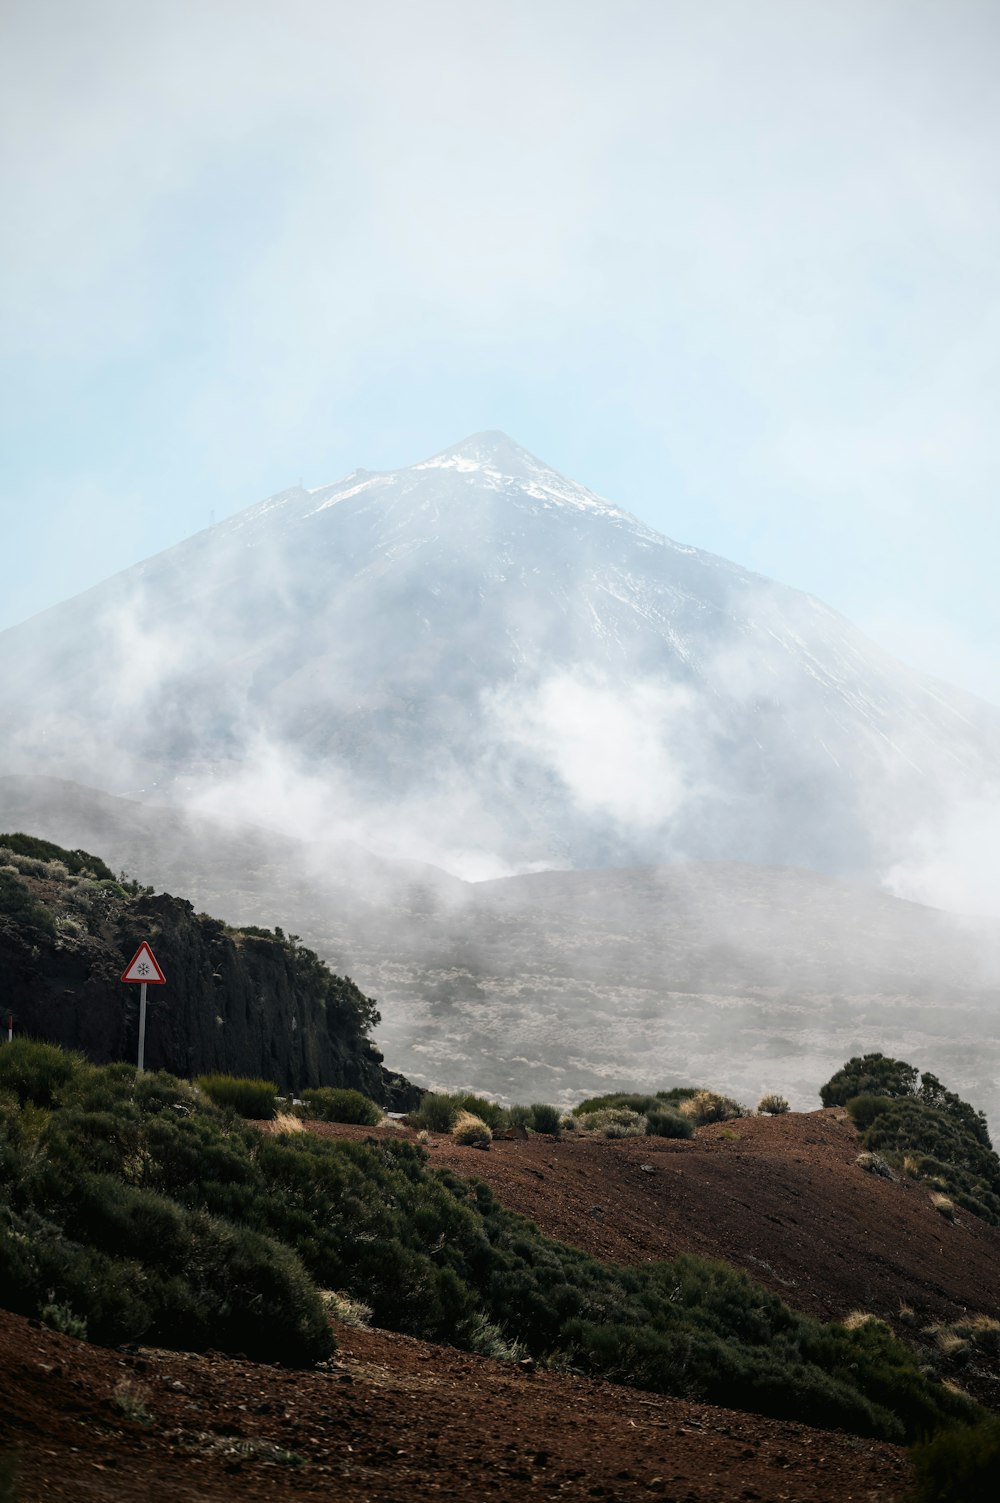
[{"x1": 2, "y1": 0, "x2": 999, "y2": 701}]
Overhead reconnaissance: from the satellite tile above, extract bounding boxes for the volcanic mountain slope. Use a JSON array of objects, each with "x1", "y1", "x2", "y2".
[
  {"x1": 2, "y1": 432, "x2": 998, "y2": 879},
  {"x1": 6, "y1": 1105, "x2": 1000, "y2": 1503},
  {"x1": 3, "y1": 774, "x2": 999, "y2": 1126}
]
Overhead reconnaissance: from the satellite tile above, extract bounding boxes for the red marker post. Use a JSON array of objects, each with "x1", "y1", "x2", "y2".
[{"x1": 120, "y1": 942, "x2": 166, "y2": 1073}]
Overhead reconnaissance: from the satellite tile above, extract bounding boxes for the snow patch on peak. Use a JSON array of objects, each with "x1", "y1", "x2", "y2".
[
  {"x1": 414, "y1": 432, "x2": 631, "y2": 522},
  {"x1": 416, "y1": 431, "x2": 540, "y2": 473},
  {"x1": 306, "y1": 471, "x2": 390, "y2": 516}
]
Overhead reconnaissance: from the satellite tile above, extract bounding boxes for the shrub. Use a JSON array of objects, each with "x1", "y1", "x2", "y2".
[
  {"x1": 133, "y1": 1070, "x2": 196, "y2": 1115},
  {"x1": 0, "y1": 833, "x2": 116, "y2": 882},
  {"x1": 925, "y1": 1317, "x2": 1000, "y2": 1364},
  {"x1": 40, "y1": 1301, "x2": 87, "y2": 1339},
  {"x1": 645, "y1": 1108, "x2": 694, "y2": 1139},
  {"x1": 574, "y1": 1092, "x2": 662, "y2": 1118},
  {"x1": 111, "y1": 1378, "x2": 153, "y2": 1425},
  {"x1": 656, "y1": 1087, "x2": 699, "y2": 1105},
  {"x1": 300, "y1": 1087, "x2": 381, "y2": 1126},
  {"x1": 452, "y1": 1111, "x2": 492, "y2": 1148},
  {"x1": 911, "y1": 1417, "x2": 1000, "y2": 1502},
  {"x1": 577, "y1": 1107, "x2": 645, "y2": 1138},
  {"x1": 408, "y1": 1092, "x2": 461, "y2": 1133},
  {"x1": 845, "y1": 1093, "x2": 898, "y2": 1131},
  {"x1": 195, "y1": 1074, "x2": 278, "y2": 1119},
  {"x1": 321, "y1": 1290, "x2": 373, "y2": 1328},
  {"x1": 508, "y1": 1104, "x2": 532, "y2": 1129},
  {"x1": 0, "y1": 1037, "x2": 81, "y2": 1107},
  {"x1": 679, "y1": 1090, "x2": 748, "y2": 1126},
  {"x1": 462, "y1": 1311, "x2": 526, "y2": 1362},
  {"x1": 854, "y1": 1094, "x2": 1000, "y2": 1227},
  {"x1": 757, "y1": 1094, "x2": 790, "y2": 1115},
  {"x1": 0, "y1": 870, "x2": 55, "y2": 935},
  {"x1": 528, "y1": 1103, "x2": 561, "y2": 1136},
  {"x1": 456, "y1": 1095, "x2": 509, "y2": 1132},
  {"x1": 820, "y1": 1053, "x2": 918, "y2": 1108}
]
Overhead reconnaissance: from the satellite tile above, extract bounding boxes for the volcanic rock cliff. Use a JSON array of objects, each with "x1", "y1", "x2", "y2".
[{"x1": 0, "y1": 836, "x2": 418, "y2": 1107}]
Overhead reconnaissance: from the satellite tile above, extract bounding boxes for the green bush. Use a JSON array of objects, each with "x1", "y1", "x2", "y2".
[
  {"x1": 0, "y1": 870, "x2": 55, "y2": 935},
  {"x1": 911, "y1": 1417, "x2": 1000, "y2": 1501},
  {"x1": 300, "y1": 1087, "x2": 381, "y2": 1126},
  {"x1": 757, "y1": 1094, "x2": 790, "y2": 1115},
  {"x1": 646, "y1": 1107, "x2": 694, "y2": 1139},
  {"x1": 408, "y1": 1092, "x2": 462, "y2": 1133},
  {"x1": 0, "y1": 832, "x2": 115, "y2": 882},
  {"x1": 656, "y1": 1087, "x2": 699, "y2": 1106},
  {"x1": 820, "y1": 1053, "x2": 918, "y2": 1108},
  {"x1": 456, "y1": 1095, "x2": 509, "y2": 1132},
  {"x1": 574, "y1": 1092, "x2": 662, "y2": 1117},
  {"x1": 0, "y1": 1037, "x2": 81, "y2": 1107},
  {"x1": 528, "y1": 1103, "x2": 561, "y2": 1136},
  {"x1": 845, "y1": 1093, "x2": 896, "y2": 1131},
  {"x1": 40, "y1": 1301, "x2": 87, "y2": 1339},
  {"x1": 857, "y1": 1098, "x2": 1000, "y2": 1227},
  {"x1": 578, "y1": 1107, "x2": 645, "y2": 1138},
  {"x1": 195, "y1": 1074, "x2": 277, "y2": 1119}
]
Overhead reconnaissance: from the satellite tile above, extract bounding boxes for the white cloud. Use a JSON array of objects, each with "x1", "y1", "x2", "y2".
[
  {"x1": 489, "y1": 671, "x2": 698, "y2": 829},
  {"x1": 883, "y1": 799, "x2": 1000, "y2": 918}
]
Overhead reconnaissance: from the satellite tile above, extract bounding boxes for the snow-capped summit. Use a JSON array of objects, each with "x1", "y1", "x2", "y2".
[
  {"x1": 1, "y1": 434, "x2": 997, "y2": 880},
  {"x1": 416, "y1": 429, "x2": 547, "y2": 474},
  {"x1": 284, "y1": 430, "x2": 632, "y2": 529}
]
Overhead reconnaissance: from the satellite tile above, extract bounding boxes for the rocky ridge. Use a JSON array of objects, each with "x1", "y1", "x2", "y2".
[{"x1": 0, "y1": 836, "x2": 417, "y2": 1106}]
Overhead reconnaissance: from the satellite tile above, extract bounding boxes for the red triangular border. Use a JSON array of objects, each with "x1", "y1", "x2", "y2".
[{"x1": 120, "y1": 941, "x2": 166, "y2": 984}]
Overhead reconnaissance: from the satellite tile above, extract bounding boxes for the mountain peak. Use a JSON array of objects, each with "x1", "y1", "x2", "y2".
[{"x1": 415, "y1": 431, "x2": 556, "y2": 481}]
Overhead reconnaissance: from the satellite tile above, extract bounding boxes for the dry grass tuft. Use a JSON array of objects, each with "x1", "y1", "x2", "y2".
[
  {"x1": 321, "y1": 1290, "x2": 373, "y2": 1328},
  {"x1": 841, "y1": 1310, "x2": 886, "y2": 1332},
  {"x1": 273, "y1": 1111, "x2": 305, "y2": 1134},
  {"x1": 452, "y1": 1111, "x2": 492, "y2": 1148}
]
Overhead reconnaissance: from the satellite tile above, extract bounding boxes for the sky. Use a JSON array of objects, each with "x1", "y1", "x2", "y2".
[{"x1": 2, "y1": 0, "x2": 999, "y2": 702}]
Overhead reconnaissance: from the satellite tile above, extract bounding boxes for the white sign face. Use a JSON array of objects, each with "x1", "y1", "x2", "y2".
[{"x1": 121, "y1": 942, "x2": 166, "y2": 985}]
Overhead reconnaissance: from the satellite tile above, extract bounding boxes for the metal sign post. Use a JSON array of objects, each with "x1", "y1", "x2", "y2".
[
  {"x1": 137, "y1": 982, "x2": 148, "y2": 1072},
  {"x1": 121, "y1": 942, "x2": 166, "y2": 1073}
]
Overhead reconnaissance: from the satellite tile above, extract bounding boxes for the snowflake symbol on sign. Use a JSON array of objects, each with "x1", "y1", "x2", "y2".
[{"x1": 137, "y1": 962, "x2": 150, "y2": 976}]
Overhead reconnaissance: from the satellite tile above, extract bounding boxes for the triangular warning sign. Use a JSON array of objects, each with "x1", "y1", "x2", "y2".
[{"x1": 121, "y1": 942, "x2": 166, "y2": 984}]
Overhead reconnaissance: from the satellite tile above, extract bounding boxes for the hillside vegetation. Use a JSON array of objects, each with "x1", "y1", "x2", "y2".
[
  {"x1": 0, "y1": 1038, "x2": 986, "y2": 1452},
  {"x1": 821, "y1": 1052, "x2": 1000, "y2": 1227}
]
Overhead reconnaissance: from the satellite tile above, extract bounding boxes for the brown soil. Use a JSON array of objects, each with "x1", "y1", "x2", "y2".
[
  {"x1": 1, "y1": 1308, "x2": 910, "y2": 1503},
  {"x1": 307, "y1": 1111, "x2": 1000, "y2": 1339},
  {"x1": 421, "y1": 1110, "x2": 1000, "y2": 1335},
  {"x1": 6, "y1": 1107, "x2": 1000, "y2": 1501}
]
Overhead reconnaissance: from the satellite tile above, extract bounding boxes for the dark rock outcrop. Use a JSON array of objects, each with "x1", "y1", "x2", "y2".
[{"x1": 0, "y1": 869, "x2": 419, "y2": 1109}]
